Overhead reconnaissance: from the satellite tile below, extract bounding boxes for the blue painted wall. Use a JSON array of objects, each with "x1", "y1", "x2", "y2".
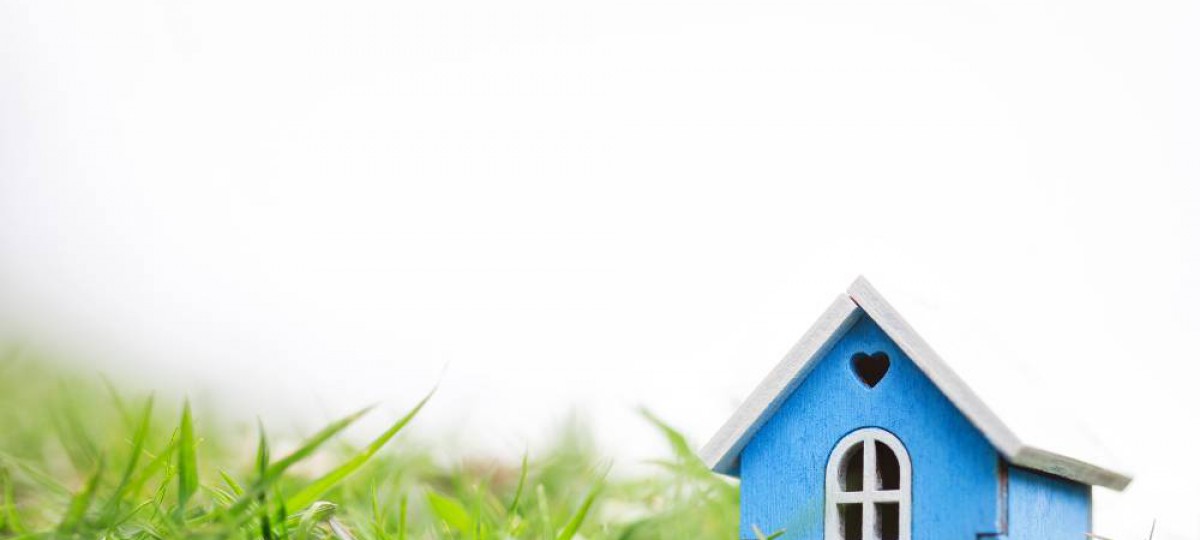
[
  {"x1": 1005, "y1": 467, "x2": 1091, "y2": 540},
  {"x1": 738, "y1": 312, "x2": 1003, "y2": 539}
]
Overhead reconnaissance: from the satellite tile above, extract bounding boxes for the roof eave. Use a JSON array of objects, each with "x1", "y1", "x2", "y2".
[{"x1": 1012, "y1": 446, "x2": 1133, "y2": 491}]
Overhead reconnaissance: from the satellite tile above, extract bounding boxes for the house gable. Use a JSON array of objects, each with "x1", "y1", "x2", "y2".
[
  {"x1": 700, "y1": 277, "x2": 1131, "y2": 491},
  {"x1": 738, "y1": 314, "x2": 1002, "y2": 539}
]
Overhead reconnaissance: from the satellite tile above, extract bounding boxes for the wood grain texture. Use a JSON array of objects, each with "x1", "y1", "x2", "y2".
[
  {"x1": 1003, "y1": 466, "x2": 1092, "y2": 540},
  {"x1": 738, "y1": 316, "x2": 1003, "y2": 540}
]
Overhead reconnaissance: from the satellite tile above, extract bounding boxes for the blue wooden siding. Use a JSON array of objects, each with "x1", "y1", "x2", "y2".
[
  {"x1": 738, "y1": 312, "x2": 1002, "y2": 540},
  {"x1": 1005, "y1": 467, "x2": 1091, "y2": 540}
]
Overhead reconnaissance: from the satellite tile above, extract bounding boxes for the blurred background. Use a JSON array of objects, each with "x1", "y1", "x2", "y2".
[{"x1": 1, "y1": 0, "x2": 1198, "y2": 537}]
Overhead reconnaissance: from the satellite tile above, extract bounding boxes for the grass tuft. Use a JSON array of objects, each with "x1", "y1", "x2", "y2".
[{"x1": 0, "y1": 353, "x2": 739, "y2": 539}]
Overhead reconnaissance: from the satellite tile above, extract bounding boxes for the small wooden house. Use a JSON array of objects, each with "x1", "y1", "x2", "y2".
[{"x1": 700, "y1": 278, "x2": 1131, "y2": 540}]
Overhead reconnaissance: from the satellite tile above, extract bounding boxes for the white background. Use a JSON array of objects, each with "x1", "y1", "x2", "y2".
[{"x1": 2, "y1": 0, "x2": 1198, "y2": 537}]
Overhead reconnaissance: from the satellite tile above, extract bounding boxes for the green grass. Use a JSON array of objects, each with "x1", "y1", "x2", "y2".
[{"x1": 0, "y1": 351, "x2": 739, "y2": 539}]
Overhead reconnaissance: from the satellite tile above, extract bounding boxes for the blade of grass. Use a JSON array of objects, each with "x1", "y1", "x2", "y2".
[
  {"x1": 507, "y1": 452, "x2": 529, "y2": 515},
  {"x1": 102, "y1": 395, "x2": 155, "y2": 522},
  {"x1": 752, "y1": 525, "x2": 785, "y2": 540},
  {"x1": 225, "y1": 406, "x2": 373, "y2": 517},
  {"x1": 256, "y1": 418, "x2": 270, "y2": 480},
  {"x1": 370, "y1": 484, "x2": 386, "y2": 540},
  {"x1": 126, "y1": 430, "x2": 180, "y2": 497},
  {"x1": 260, "y1": 503, "x2": 275, "y2": 540},
  {"x1": 474, "y1": 486, "x2": 484, "y2": 540},
  {"x1": 205, "y1": 484, "x2": 238, "y2": 507},
  {"x1": 328, "y1": 517, "x2": 356, "y2": 540},
  {"x1": 536, "y1": 485, "x2": 552, "y2": 540},
  {"x1": 52, "y1": 384, "x2": 100, "y2": 472},
  {"x1": 427, "y1": 491, "x2": 472, "y2": 535},
  {"x1": 397, "y1": 493, "x2": 408, "y2": 540},
  {"x1": 555, "y1": 480, "x2": 602, "y2": 540},
  {"x1": 639, "y1": 408, "x2": 705, "y2": 471},
  {"x1": 220, "y1": 471, "x2": 245, "y2": 497},
  {"x1": 286, "y1": 393, "x2": 430, "y2": 511},
  {"x1": 298, "y1": 501, "x2": 338, "y2": 540},
  {"x1": 58, "y1": 455, "x2": 105, "y2": 533},
  {"x1": 1, "y1": 467, "x2": 21, "y2": 534},
  {"x1": 177, "y1": 400, "x2": 199, "y2": 513},
  {"x1": 256, "y1": 419, "x2": 272, "y2": 538},
  {"x1": 265, "y1": 407, "x2": 370, "y2": 479},
  {"x1": 276, "y1": 489, "x2": 290, "y2": 540},
  {"x1": 113, "y1": 499, "x2": 153, "y2": 529},
  {"x1": 0, "y1": 452, "x2": 69, "y2": 497},
  {"x1": 147, "y1": 474, "x2": 186, "y2": 539}
]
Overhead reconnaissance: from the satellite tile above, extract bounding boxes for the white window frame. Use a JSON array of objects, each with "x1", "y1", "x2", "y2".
[{"x1": 825, "y1": 428, "x2": 912, "y2": 540}]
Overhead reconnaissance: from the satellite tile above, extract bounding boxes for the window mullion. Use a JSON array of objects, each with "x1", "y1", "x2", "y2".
[
  {"x1": 863, "y1": 438, "x2": 877, "y2": 539},
  {"x1": 832, "y1": 491, "x2": 867, "y2": 503},
  {"x1": 862, "y1": 495, "x2": 877, "y2": 540},
  {"x1": 863, "y1": 437, "x2": 877, "y2": 493}
]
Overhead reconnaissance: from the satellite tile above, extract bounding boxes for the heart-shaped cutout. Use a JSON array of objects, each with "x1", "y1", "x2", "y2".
[{"x1": 851, "y1": 352, "x2": 890, "y2": 388}]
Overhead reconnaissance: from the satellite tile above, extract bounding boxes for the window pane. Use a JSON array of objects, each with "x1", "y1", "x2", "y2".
[
  {"x1": 838, "y1": 503, "x2": 863, "y2": 540},
  {"x1": 875, "y1": 441, "x2": 900, "y2": 491},
  {"x1": 875, "y1": 503, "x2": 899, "y2": 540},
  {"x1": 839, "y1": 442, "x2": 864, "y2": 492}
]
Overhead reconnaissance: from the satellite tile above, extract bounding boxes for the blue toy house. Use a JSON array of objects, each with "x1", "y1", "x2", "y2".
[{"x1": 700, "y1": 278, "x2": 1131, "y2": 540}]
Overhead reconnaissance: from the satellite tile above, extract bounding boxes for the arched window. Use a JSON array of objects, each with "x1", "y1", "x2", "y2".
[{"x1": 825, "y1": 428, "x2": 911, "y2": 540}]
